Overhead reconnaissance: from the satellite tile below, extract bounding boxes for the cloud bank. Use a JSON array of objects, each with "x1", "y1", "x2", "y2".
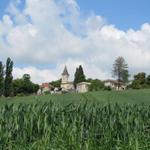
[{"x1": 0, "y1": 0, "x2": 150, "y2": 83}]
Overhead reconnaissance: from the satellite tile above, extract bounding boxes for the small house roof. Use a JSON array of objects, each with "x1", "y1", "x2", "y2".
[
  {"x1": 104, "y1": 79, "x2": 125, "y2": 85},
  {"x1": 62, "y1": 66, "x2": 69, "y2": 76},
  {"x1": 77, "y1": 82, "x2": 91, "y2": 86},
  {"x1": 41, "y1": 83, "x2": 54, "y2": 89}
]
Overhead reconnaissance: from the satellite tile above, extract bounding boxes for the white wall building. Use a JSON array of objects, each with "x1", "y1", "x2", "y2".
[
  {"x1": 104, "y1": 80, "x2": 126, "y2": 90},
  {"x1": 76, "y1": 82, "x2": 91, "y2": 93}
]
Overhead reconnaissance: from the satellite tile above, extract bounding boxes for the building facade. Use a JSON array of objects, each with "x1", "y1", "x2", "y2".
[
  {"x1": 104, "y1": 80, "x2": 126, "y2": 90},
  {"x1": 61, "y1": 66, "x2": 74, "y2": 91},
  {"x1": 76, "y1": 82, "x2": 91, "y2": 93}
]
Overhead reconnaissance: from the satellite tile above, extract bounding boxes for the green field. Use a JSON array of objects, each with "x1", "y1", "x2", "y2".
[
  {"x1": 0, "y1": 90, "x2": 150, "y2": 149},
  {"x1": 0, "y1": 89, "x2": 150, "y2": 105}
]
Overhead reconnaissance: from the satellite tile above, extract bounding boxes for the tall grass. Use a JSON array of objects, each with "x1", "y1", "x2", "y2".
[{"x1": 0, "y1": 102, "x2": 150, "y2": 149}]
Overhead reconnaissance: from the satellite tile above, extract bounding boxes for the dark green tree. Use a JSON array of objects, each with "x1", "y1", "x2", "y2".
[
  {"x1": 74, "y1": 67, "x2": 79, "y2": 87},
  {"x1": 0, "y1": 61, "x2": 4, "y2": 96},
  {"x1": 13, "y1": 78, "x2": 24, "y2": 95},
  {"x1": 146, "y1": 75, "x2": 150, "y2": 86},
  {"x1": 4, "y1": 58, "x2": 13, "y2": 97},
  {"x1": 23, "y1": 74, "x2": 31, "y2": 81},
  {"x1": 134, "y1": 72, "x2": 146, "y2": 85},
  {"x1": 131, "y1": 72, "x2": 147, "y2": 89},
  {"x1": 13, "y1": 74, "x2": 39, "y2": 96},
  {"x1": 74, "y1": 65, "x2": 86, "y2": 87},
  {"x1": 131, "y1": 80, "x2": 141, "y2": 89},
  {"x1": 78, "y1": 65, "x2": 86, "y2": 82}
]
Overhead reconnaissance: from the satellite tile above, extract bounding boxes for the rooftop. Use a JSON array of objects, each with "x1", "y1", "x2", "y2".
[{"x1": 62, "y1": 66, "x2": 69, "y2": 76}]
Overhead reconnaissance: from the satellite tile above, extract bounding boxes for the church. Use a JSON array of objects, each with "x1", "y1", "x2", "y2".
[
  {"x1": 61, "y1": 66, "x2": 91, "y2": 93},
  {"x1": 61, "y1": 66, "x2": 75, "y2": 91}
]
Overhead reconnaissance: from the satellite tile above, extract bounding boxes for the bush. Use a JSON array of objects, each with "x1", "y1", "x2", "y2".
[
  {"x1": 16, "y1": 93, "x2": 26, "y2": 97},
  {"x1": 89, "y1": 79, "x2": 104, "y2": 91},
  {"x1": 44, "y1": 91, "x2": 51, "y2": 95},
  {"x1": 103, "y1": 86, "x2": 112, "y2": 91}
]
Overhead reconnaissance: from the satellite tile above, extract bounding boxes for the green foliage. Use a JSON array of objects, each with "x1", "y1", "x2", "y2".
[
  {"x1": 89, "y1": 79, "x2": 104, "y2": 91},
  {"x1": 112, "y1": 57, "x2": 129, "y2": 83},
  {"x1": 43, "y1": 91, "x2": 51, "y2": 95},
  {"x1": 13, "y1": 74, "x2": 39, "y2": 96},
  {"x1": 131, "y1": 80, "x2": 141, "y2": 89},
  {"x1": 16, "y1": 93, "x2": 26, "y2": 97},
  {"x1": 74, "y1": 65, "x2": 86, "y2": 87},
  {"x1": 0, "y1": 102, "x2": 150, "y2": 149},
  {"x1": 146, "y1": 75, "x2": 150, "y2": 86},
  {"x1": 23, "y1": 74, "x2": 31, "y2": 81},
  {"x1": 0, "y1": 61, "x2": 4, "y2": 96},
  {"x1": 122, "y1": 69, "x2": 130, "y2": 83},
  {"x1": 50, "y1": 79, "x2": 61, "y2": 88},
  {"x1": 104, "y1": 86, "x2": 112, "y2": 91},
  {"x1": 4, "y1": 57, "x2": 13, "y2": 97},
  {"x1": 134, "y1": 72, "x2": 146, "y2": 85},
  {"x1": 131, "y1": 72, "x2": 150, "y2": 89}
]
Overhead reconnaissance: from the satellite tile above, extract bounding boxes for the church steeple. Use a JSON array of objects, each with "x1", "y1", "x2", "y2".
[
  {"x1": 62, "y1": 66, "x2": 69, "y2": 76},
  {"x1": 61, "y1": 66, "x2": 69, "y2": 84}
]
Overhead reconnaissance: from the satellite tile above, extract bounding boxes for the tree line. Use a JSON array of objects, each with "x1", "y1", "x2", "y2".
[
  {"x1": 0, "y1": 58, "x2": 39, "y2": 97},
  {"x1": 1, "y1": 56, "x2": 150, "y2": 97},
  {"x1": 51, "y1": 57, "x2": 150, "y2": 91}
]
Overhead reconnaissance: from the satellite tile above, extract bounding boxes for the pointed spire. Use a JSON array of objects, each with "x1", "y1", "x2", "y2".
[{"x1": 62, "y1": 66, "x2": 69, "y2": 76}]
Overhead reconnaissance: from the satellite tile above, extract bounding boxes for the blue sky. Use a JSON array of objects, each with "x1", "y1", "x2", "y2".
[
  {"x1": 77, "y1": 0, "x2": 150, "y2": 30},
  {"x1": 1, "y1": 0, "x2": 150, "y2": 30},
  {"x1": 0, "y1": 0, "x2": 10, "y2": 16}
]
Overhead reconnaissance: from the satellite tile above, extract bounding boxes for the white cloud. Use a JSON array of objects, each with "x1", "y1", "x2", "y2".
[
  {"x1": 1, "y1": 0, "x2": 150, "y2": 83},
  {"x1": 13, "y1": 67, "x2": 58, "y2": 84}
]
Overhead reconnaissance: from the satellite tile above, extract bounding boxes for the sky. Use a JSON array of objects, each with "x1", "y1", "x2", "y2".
[
  {"x1": 77, "y1": 0, "x2": 150, "y2": 30},
  {"x1": 0, "y1": 0, "x2": 150, "y2": 83}
]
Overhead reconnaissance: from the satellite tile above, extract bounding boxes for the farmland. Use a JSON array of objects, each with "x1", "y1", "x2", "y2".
[
  {"x1": 0, "y1": 89, "x2": 150, "y2": 106},
  {"x1": 0, "y1": 90, "x2": 150, "y2": 149}
]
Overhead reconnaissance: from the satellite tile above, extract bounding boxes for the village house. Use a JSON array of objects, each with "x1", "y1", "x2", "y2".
[
  {"x1": 37, "y1": 82, "x2": 54, "y2": 95},
  {"x1": 76, "y1": 82, "x2": 91, "y2": 93},
  {"x1": 104, "y1": 79, "x2": 126, "y2": 90},
  {"x1": 61, "y1": 66, "x2": 91, "y2": 93}
]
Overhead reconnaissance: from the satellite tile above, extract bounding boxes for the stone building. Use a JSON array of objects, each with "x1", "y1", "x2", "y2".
[
  {"x1": 104, "y1": 79, "x2": 126, "y2": 90},
  {"x1": 76, "y1": 82, "x2": 91, "y2": 93},
  {"x1": 37, "y1": 83, "x2": 54, "y2": 95}
]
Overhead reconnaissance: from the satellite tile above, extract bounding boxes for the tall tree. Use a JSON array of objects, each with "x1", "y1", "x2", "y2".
[
  {"x1": 122, "y1": 70, "x2": 130, "y2": 83},
  {"x1": 74, "y1": 67, "x2": 79, "y2": 87},
  {"x1": 78, "y1": 65, "x2": 86, "y2": 82},
  {"x1": 4, "y1": 58, "x2": 14, "y2": 97},
  {"x1": 74, "y1": 65, "x2": 86, "y2": 87},
  {"x1": 0, "y1": 61, "x2": 4, "y2": 96},
  {"x1": 112, "y1": 57, "x2": 129, "y2": 88}
]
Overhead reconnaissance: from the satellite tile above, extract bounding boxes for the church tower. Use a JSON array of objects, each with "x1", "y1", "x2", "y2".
[{"x1": 61, "y1": 66, "x2": 69, "y2": 84}]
